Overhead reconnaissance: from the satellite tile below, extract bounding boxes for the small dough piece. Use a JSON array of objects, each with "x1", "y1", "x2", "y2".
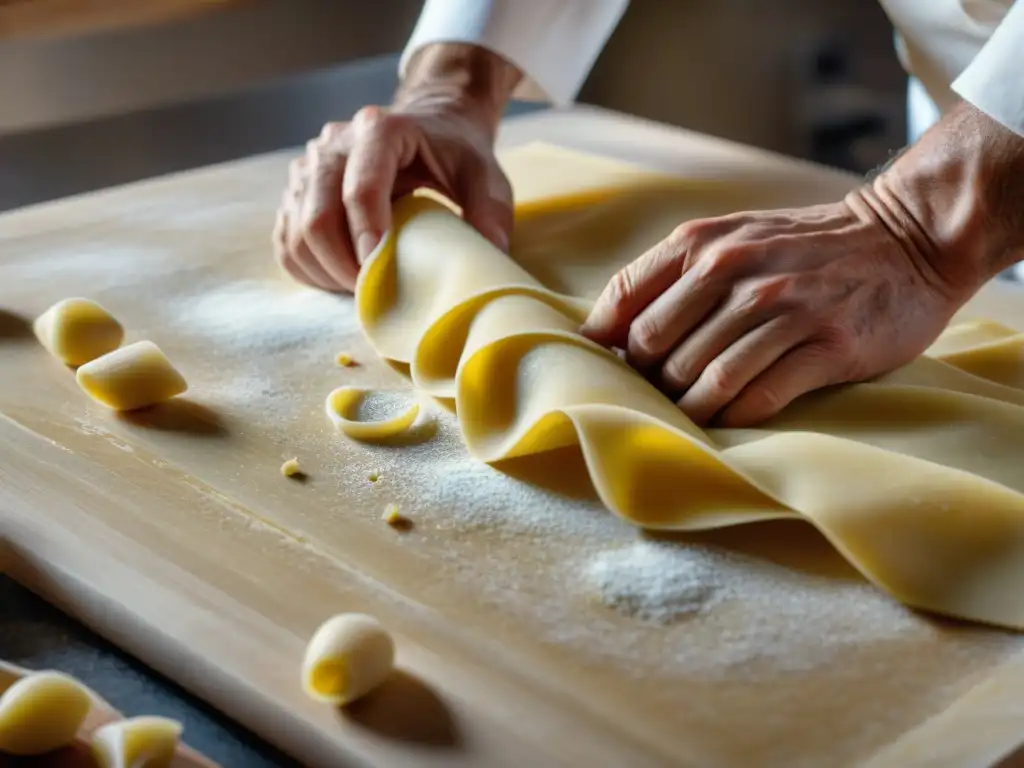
[
  {"x1": 335, "y1": 352, "x2": 357, "y2": 367},
  {"x1": 91, "y1": 715, "x2": 182, "y2": 768},
  {"x1": 301, "y1": 613, "x2": 395, "y2": 706},
  {"x1": 76, "y1": 340, "x2": 187, "y2": 411},
  {"x1": 34, "y1": 297, "x2": 124, "y2": 366},
  {"x1": 280, "y1": 458, "x2": 302, "y2": 477},
  {"x1": 0, "y1": 670, "x2": 92, "y2": 755},
  {"x1": 325, "y1": 387, "x2": 419, "y2": 441},
  {"x1": 382, "y1": 503, "x2": 407, "y2": 527},
  {"x1": 367, "y1": 470, "x2": 380, "y2": 483}
]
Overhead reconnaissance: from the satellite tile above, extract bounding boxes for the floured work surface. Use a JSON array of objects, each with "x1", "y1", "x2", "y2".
[{"x1": 1, "y1": 106, "x2": 1024, "y2": 767}]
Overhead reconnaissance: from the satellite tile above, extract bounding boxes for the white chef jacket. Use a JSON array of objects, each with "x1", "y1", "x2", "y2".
[{"x1": 399, "y1": 0, "x2": 1024, "y2": 140}]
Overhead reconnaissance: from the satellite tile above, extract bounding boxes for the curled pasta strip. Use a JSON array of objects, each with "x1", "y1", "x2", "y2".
[{"x1": 325, "y1": 386, "x2": 420, "y2": 441}]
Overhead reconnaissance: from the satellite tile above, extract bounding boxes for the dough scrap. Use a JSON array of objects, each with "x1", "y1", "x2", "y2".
[
  {"x1": 280, "y1": 457, "x2": 302, "y2": 477},
  {"x1": 91, "y1": 715, "x2": 182, "y2": 768},
  {"x1": 325, "y1": 386, "x2": 420, "y2": 441},
  {"x1": 76, "y1": 340, "x2": 187, "y2": 411},
  {"x1": 0, "y1": 670, "x2": 91, "y2": 755},
  {"x1": 301, "y1": 613, "x2": 395, "y2": 706},
  {"x1": 352, "y1": 142, "x2": 1024, "y2": 631},
  {"x1": 34, "y1": 297, "x2": 124, "y2": 366}
]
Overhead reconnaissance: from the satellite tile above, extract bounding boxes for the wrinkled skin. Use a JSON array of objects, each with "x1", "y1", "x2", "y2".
[
  {"x1": 273, "y1": 105, "x2": 513, "y2": 293},
  {"x1": 580, "y1": 197, "x2": 962, "y2": 426}
]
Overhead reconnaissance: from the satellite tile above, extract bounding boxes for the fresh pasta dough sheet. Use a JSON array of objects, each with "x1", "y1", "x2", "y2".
[{"x1": 356, "y1": 142, "x2": 1024, "y2": 631}]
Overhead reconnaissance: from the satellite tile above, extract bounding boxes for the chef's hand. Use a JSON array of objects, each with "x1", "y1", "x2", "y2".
[
  {"x1": 273, "y1": 44, "x2": 522, "y2": 292},
  {"x1": 581, "y1": 101, "x2": 1024, "y2": 427}
]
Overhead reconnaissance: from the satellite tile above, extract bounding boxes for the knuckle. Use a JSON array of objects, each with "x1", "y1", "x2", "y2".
[
  {"x1": 318, "y1": 121, "x2": 347, "y2": 142},
  {"x1": 608, "y1": 268, "x2": 635, "y2": 304},
  {"x1": 822, "y1": 323, "x2": 859, "y2": 357},
  {"x1": 671, "y1": 219, "x2": 711, "y2": 247},
  {"x1": 706, "y1": 244, "x2": 747, "y2": 274},
  {"x1": 737, "y1": 275, "x2": 789, "y2": 312},
  {"x1": 661, "y1": 356, "x2": 694, "y2": 390},
  {"x1": 354, "y1": 106, "x2": 408, "y2": 138},
  {"x1": 353, "y1": 105, "x2": 383, "y2": 125},
  {"x1": 703, "y1": 358, "x2": 740, "y2": 398},
  {"x1": 342, "y1": 179, "x2": 378, "y2": 210},
  {"x1": 628, "y1": 314, "x2": 664, "y2": 358},
  {"x1": 299, "y1": 207, "x2": 334, "y2": 241}
]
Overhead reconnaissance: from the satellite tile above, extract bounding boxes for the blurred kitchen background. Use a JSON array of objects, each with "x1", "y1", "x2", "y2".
[{"x1": 0, "y1": 0, "x2": 908, "y2": 213}]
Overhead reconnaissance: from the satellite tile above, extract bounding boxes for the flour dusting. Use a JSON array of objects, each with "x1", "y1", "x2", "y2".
[
  {"x1": 586, "y1": 541, "x2": 719, "y2": 622},
  {"x1": 168, "y1": 280, "x2": 357, "y2": 354},
  {"x1": 355, "y1": 390, "x2": 417, "y2": 422}
]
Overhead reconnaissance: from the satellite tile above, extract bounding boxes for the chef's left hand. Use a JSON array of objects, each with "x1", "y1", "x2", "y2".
[{"x1": 579, "y1": 197, "x2": 966, "y2": 427}]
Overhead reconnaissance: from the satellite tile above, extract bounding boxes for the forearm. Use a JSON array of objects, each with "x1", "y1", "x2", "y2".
[
  {"x1": 854, "y1": 101, "x2": 1024, "y2": 298},
  {"x1": 394, "y1": 43, "x2": 523, "y2": 139}
]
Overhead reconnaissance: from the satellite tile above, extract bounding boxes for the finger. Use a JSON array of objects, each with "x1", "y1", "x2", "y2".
[
  {"x1": 660, "y1": 278, "x2": 787, "y2": 390},
  {"x1": 459, "y1": 165, "x2": 514, "y2": 252},
  {"x1": 718, "y1": 341, "x2": 842, "y2": 427},
  {"x1": 278, "y1": 250, "x2": 318, "y2": 288},
  {"x1": 580, "y1": 238, "x2": 687, "y2": 348},
  {"x1": 625, "y1": 271, "x2": 724, "y2": 368},
  {"x1": 302, "y1": 146, "x2": 358, "y2": 291},
  {"x1": 676, "y1": 316, "x2": 809, "y2": 425},
  {"x1": 283, "y1": 197, "x2": 337, "y2": 292},
  {"x1": 343, "y1": 107, "x2": 410, "y2": 262},
  {"x1": 289, "y1": 237, "x2": 336, "y2": 291}
]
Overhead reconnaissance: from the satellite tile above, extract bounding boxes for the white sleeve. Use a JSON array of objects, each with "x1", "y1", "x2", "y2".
[
  {"x1": 398, "y1": 0, "x2": 629, "y2": 106},
  {"x1": 951, "y1": 0, "x2": 1024, "y2": 137}
]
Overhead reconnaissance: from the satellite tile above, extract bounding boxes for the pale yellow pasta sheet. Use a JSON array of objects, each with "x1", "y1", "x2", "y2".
[{"x1": 354, "y1": 143, "x2": 1024, "y2": 631}]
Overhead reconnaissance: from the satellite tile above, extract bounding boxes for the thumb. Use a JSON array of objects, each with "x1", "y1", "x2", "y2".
[{"x1": 459, "y1": 167, "x2": 514, "y2": 253}]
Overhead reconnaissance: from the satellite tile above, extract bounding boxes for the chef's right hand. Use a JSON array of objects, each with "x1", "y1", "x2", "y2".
[{"x1": 273, "y1": 44, "x2": 523, "y2": 294}]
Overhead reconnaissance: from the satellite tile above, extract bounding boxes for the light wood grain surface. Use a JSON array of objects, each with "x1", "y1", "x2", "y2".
[{"x1": 1, "y1": 106, "x2": 1024, "y2": 767}]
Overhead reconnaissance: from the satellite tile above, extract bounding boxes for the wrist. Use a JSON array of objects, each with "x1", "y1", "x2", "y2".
[
  {"x1": 394, "y1": 43, "x2": 522, "y2": 139},
  {"x1": 856, "y1": 101, "x2": 1024, "y2": 297}
]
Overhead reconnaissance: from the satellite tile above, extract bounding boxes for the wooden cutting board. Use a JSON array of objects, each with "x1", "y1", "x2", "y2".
[{"x1": 2, "y1": 105, "x2": 1024, "y2": 767}]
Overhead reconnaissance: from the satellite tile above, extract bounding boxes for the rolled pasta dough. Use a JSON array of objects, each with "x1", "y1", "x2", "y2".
[
  {"x1": 350, "y1": 143, "x2": 1024, "y2": 631},
  {"x1": 0, "y1": 670, "x2": 91, "y2": 755},
  {"x1": 76, "y1": 340, "x2": 187, "y2": 411},
  {"x1": 91, "y1": 716, "x2": 182, "y2": 768},
  {"x1": 34, "y1": 297, "x2": 124, "y2": 366},
  {"x1": 325, "y1": 386, "x2": 420, "y2": 441},
  {"x1": 302, "y1": 613, "x2": 395, "y2": 705}
]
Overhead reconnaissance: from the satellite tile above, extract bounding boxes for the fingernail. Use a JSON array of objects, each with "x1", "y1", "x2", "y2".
[
  {"x1": 492, "y1": 227, "x2": 509, "y2": 252},
  {"x1": 578, "y1": 317, "x2": 607, "y2": 340},
  {"x1": 356, "y1": 232, "x2": 381, "y2": 262}
]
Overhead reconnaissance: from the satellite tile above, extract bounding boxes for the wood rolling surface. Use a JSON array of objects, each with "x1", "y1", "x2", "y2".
[{"x1": 2, "y1": 106, "x2": 1024, "y2": 767}]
